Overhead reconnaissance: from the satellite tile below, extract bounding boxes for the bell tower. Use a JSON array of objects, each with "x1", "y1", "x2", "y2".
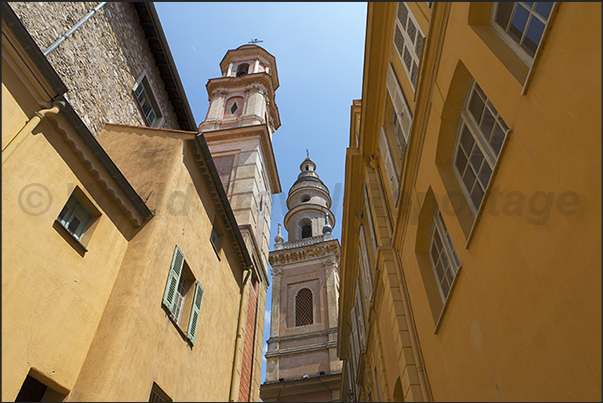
[
  {"x1": 200, "y1": 44, "x2": 281, "y2": 276},
  {"x1": 199, "y1": 44, "x2": 282, "y2": 402},
  {"x1": 260, "y1": 157, "x2": 343, "y2": 402}
]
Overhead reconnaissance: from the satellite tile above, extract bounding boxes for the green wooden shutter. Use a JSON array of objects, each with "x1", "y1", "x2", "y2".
[
  {"x1": 186, "y1": 281, "x2": 204, "y2": 345},
  {"x1": 162, "y1": 245, "x2": 184, "y2": 313}
]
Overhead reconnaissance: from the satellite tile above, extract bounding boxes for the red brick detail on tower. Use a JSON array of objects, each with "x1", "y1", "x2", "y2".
[{"x1": 239, "y1": 278, "x2": 259, "y2": 401}]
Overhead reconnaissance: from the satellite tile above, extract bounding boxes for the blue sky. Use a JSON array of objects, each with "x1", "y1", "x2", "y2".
[{"x1": 155, "y1": 1, "x2": 367, "y2": 387}]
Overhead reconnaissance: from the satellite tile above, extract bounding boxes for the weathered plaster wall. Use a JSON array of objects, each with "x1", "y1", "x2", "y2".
[{"x1": 69, "y1": 127, "x2": 245, "y2": 401}]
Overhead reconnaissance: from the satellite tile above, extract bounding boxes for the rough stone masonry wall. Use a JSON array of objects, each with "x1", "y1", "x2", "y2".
[{"x1": 8, "y1": 2, "x2": 181, "y2": 137}]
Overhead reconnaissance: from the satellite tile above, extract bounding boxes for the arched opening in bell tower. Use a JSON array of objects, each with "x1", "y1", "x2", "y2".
[
  {"x1": 236, "y1": 63, "x2": 249, "y2": 76},
  {"x1": 299, "y1": 217, "x2": 313, "y2": 239}
]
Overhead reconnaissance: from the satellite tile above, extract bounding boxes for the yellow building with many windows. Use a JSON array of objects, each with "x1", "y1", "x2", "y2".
[{"x1": 338, "y1": 2, "x2": 601, "y2": 401}]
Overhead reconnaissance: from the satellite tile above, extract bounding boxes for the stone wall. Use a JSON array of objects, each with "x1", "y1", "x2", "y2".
[{"x1": 8, "y1": 2, "x2": 181, "y2": 137}]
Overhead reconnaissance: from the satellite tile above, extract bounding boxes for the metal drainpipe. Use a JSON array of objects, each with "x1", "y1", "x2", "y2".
[
  {"x1": 229, "y1": 267, "x2": 253, "y2": 402},
  {"x1": 43, "y1": 2, "x2": 107, "y2": 56},
  {"x1": 2, "y1": 100, "x2": 65, "y2": 164}
]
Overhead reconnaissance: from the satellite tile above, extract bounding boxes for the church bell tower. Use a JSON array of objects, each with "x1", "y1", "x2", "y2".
[
  {"x1": 260, "y1": 157, "x2": 343, "y2": 402},
  {"x1": 200, "y1": 44, "x2": 281, "y2": 275},
  {"x1": 199, "y1": 44, "x2": 282, "y2": 402}
]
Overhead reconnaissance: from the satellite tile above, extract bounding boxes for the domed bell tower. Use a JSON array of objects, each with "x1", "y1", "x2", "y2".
[
  {"x1": 198, "y1": 44, "x2": 282, "y2": 402},
  {"x1": 260, "y1": 157, "x2": 342, "y2": 402}
]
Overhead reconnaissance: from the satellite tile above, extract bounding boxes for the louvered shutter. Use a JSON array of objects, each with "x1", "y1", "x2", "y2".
[
  {"x1": 186, "y1": 281, "x2": 204, "y2": 345},
  {"x1": 386, "y1": 63, "x2": 413, "y2": 143},
  {"x1": 379, "y1": 127, "x2": 400, "y2": 202},
  {"x1": 162, "y1": 245, "x2": 184, "y2": 313}
]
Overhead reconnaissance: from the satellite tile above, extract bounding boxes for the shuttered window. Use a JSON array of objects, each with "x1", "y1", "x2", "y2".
[
  {"x1": 394, "y1": 2, "x2": 426, "y2": 89},
  {"x1": 386, "y1": 64, "x2": 413, "y2": 146},
  {"x1": 162, "y1": 245, "x2": 204, "y2": 346},
  {"x1": 358, "y1": 227, "x2": 374, "y2": 312},
  {"x1": 364, "y1": 186, "x2": 378, "y2": 255},
  {"x1": 186, "y1": 281, "x2": 204, "y2": 345},
  {"x1": 350, "y1": 307, "x2": 361, "y2": 369},
  {"x1": 379, "y1": 127, "x2": 400, "y2": 202},
  {"x1": 355, "y1": 280, "x2": 366, "y2": 350},
  {"x1": 162, "y1": 245, "x2": 185, "y2": 313}
]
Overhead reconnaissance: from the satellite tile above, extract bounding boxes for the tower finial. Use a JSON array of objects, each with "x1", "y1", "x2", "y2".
[
  {"x1": 275, "y1": 222, "x2": 284, "y2": 244},
  {"x1": 249, "y1": 38, "x2": 263, "y2": 45},
  {"x1": 306, "y1": 148, "x2": 309, "y2": 159},
  {"x1": 322, "y1": 212, "x2": 332, "y2": 235}
]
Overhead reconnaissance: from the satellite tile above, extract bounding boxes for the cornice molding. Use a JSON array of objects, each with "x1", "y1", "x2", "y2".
[
  {"x1": 269, "y1": 238, "x2": 340, "y2": 267},
  {"x1": 48, "y1": 115, "x2": 145, "y2": 227},
  {"x1": 202, "y1": 124, "x2": 282, "y2": 194},
  {"x1": 206, "y1": 73, "x2": 281, "y2": 130},
  {"x1": 264, "y1": 339, "x2": 338, "y2": 358}
]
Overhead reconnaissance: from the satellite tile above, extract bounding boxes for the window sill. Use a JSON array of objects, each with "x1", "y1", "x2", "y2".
[
  {"x1": 433, "y1": 265, "x2": 463, "y2": 334},
  {"x1": 53, "y1": 219, "x2": 88, "y2": 256}
]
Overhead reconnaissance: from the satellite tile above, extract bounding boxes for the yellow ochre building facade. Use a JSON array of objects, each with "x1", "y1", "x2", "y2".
[
  {"x1": 338, "y1": 2, "x2": 601, "y2": 402},
  {"x1": 3, "y1": 2, "x2": 279, "y2": 401}
]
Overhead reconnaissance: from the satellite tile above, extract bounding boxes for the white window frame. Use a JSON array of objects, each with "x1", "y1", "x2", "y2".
[
  {"x1": 393, "y1": 2, "x2": 426, "y2": 89},
  {"x1": 172, "y1": 271, "x2": 191, "y2": 325},
  {"x1": 452, "y1": 80, "x2": 510, "y2": 215},
  {"x1": 490, "y1": 2, "x2": 556, "y2": 66},
  {"x1": 428, "y1": 208, "x2": 461, "y2": 302}
]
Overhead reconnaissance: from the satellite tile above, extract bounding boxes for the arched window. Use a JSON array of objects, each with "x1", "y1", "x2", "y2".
[
  {"x1": 236, "y1": 63, "x2": 249, "y2": 77},
  {"x1": 301, "y1": 225, "x2": 312, "y2": 239},
  {"x1": 295, "y1": 288, "x2": 313, "y2": 326}
]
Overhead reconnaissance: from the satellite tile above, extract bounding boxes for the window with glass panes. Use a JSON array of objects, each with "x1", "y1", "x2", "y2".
[
  {"x1": 57, "y1": 194, "x2": 92, "y2": 241},
  {"x1": 429, "y1": 208, "x2": 461, "y2": 302},
  {"x1": 134, "y1": 76, "x2": 161, "y2": 127},
  {"x1": 452, "y1": 80, "x2": 509, "y2": 215},
  {"x1": 491, "y1": 2, "x2": 555, "y2": 65},
  {"x1": 172, "y1": 271, "x2": 191, "y2": 325},
  {"x1": 394, "y1": 2, "x2": 425, "y2": 88}
]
